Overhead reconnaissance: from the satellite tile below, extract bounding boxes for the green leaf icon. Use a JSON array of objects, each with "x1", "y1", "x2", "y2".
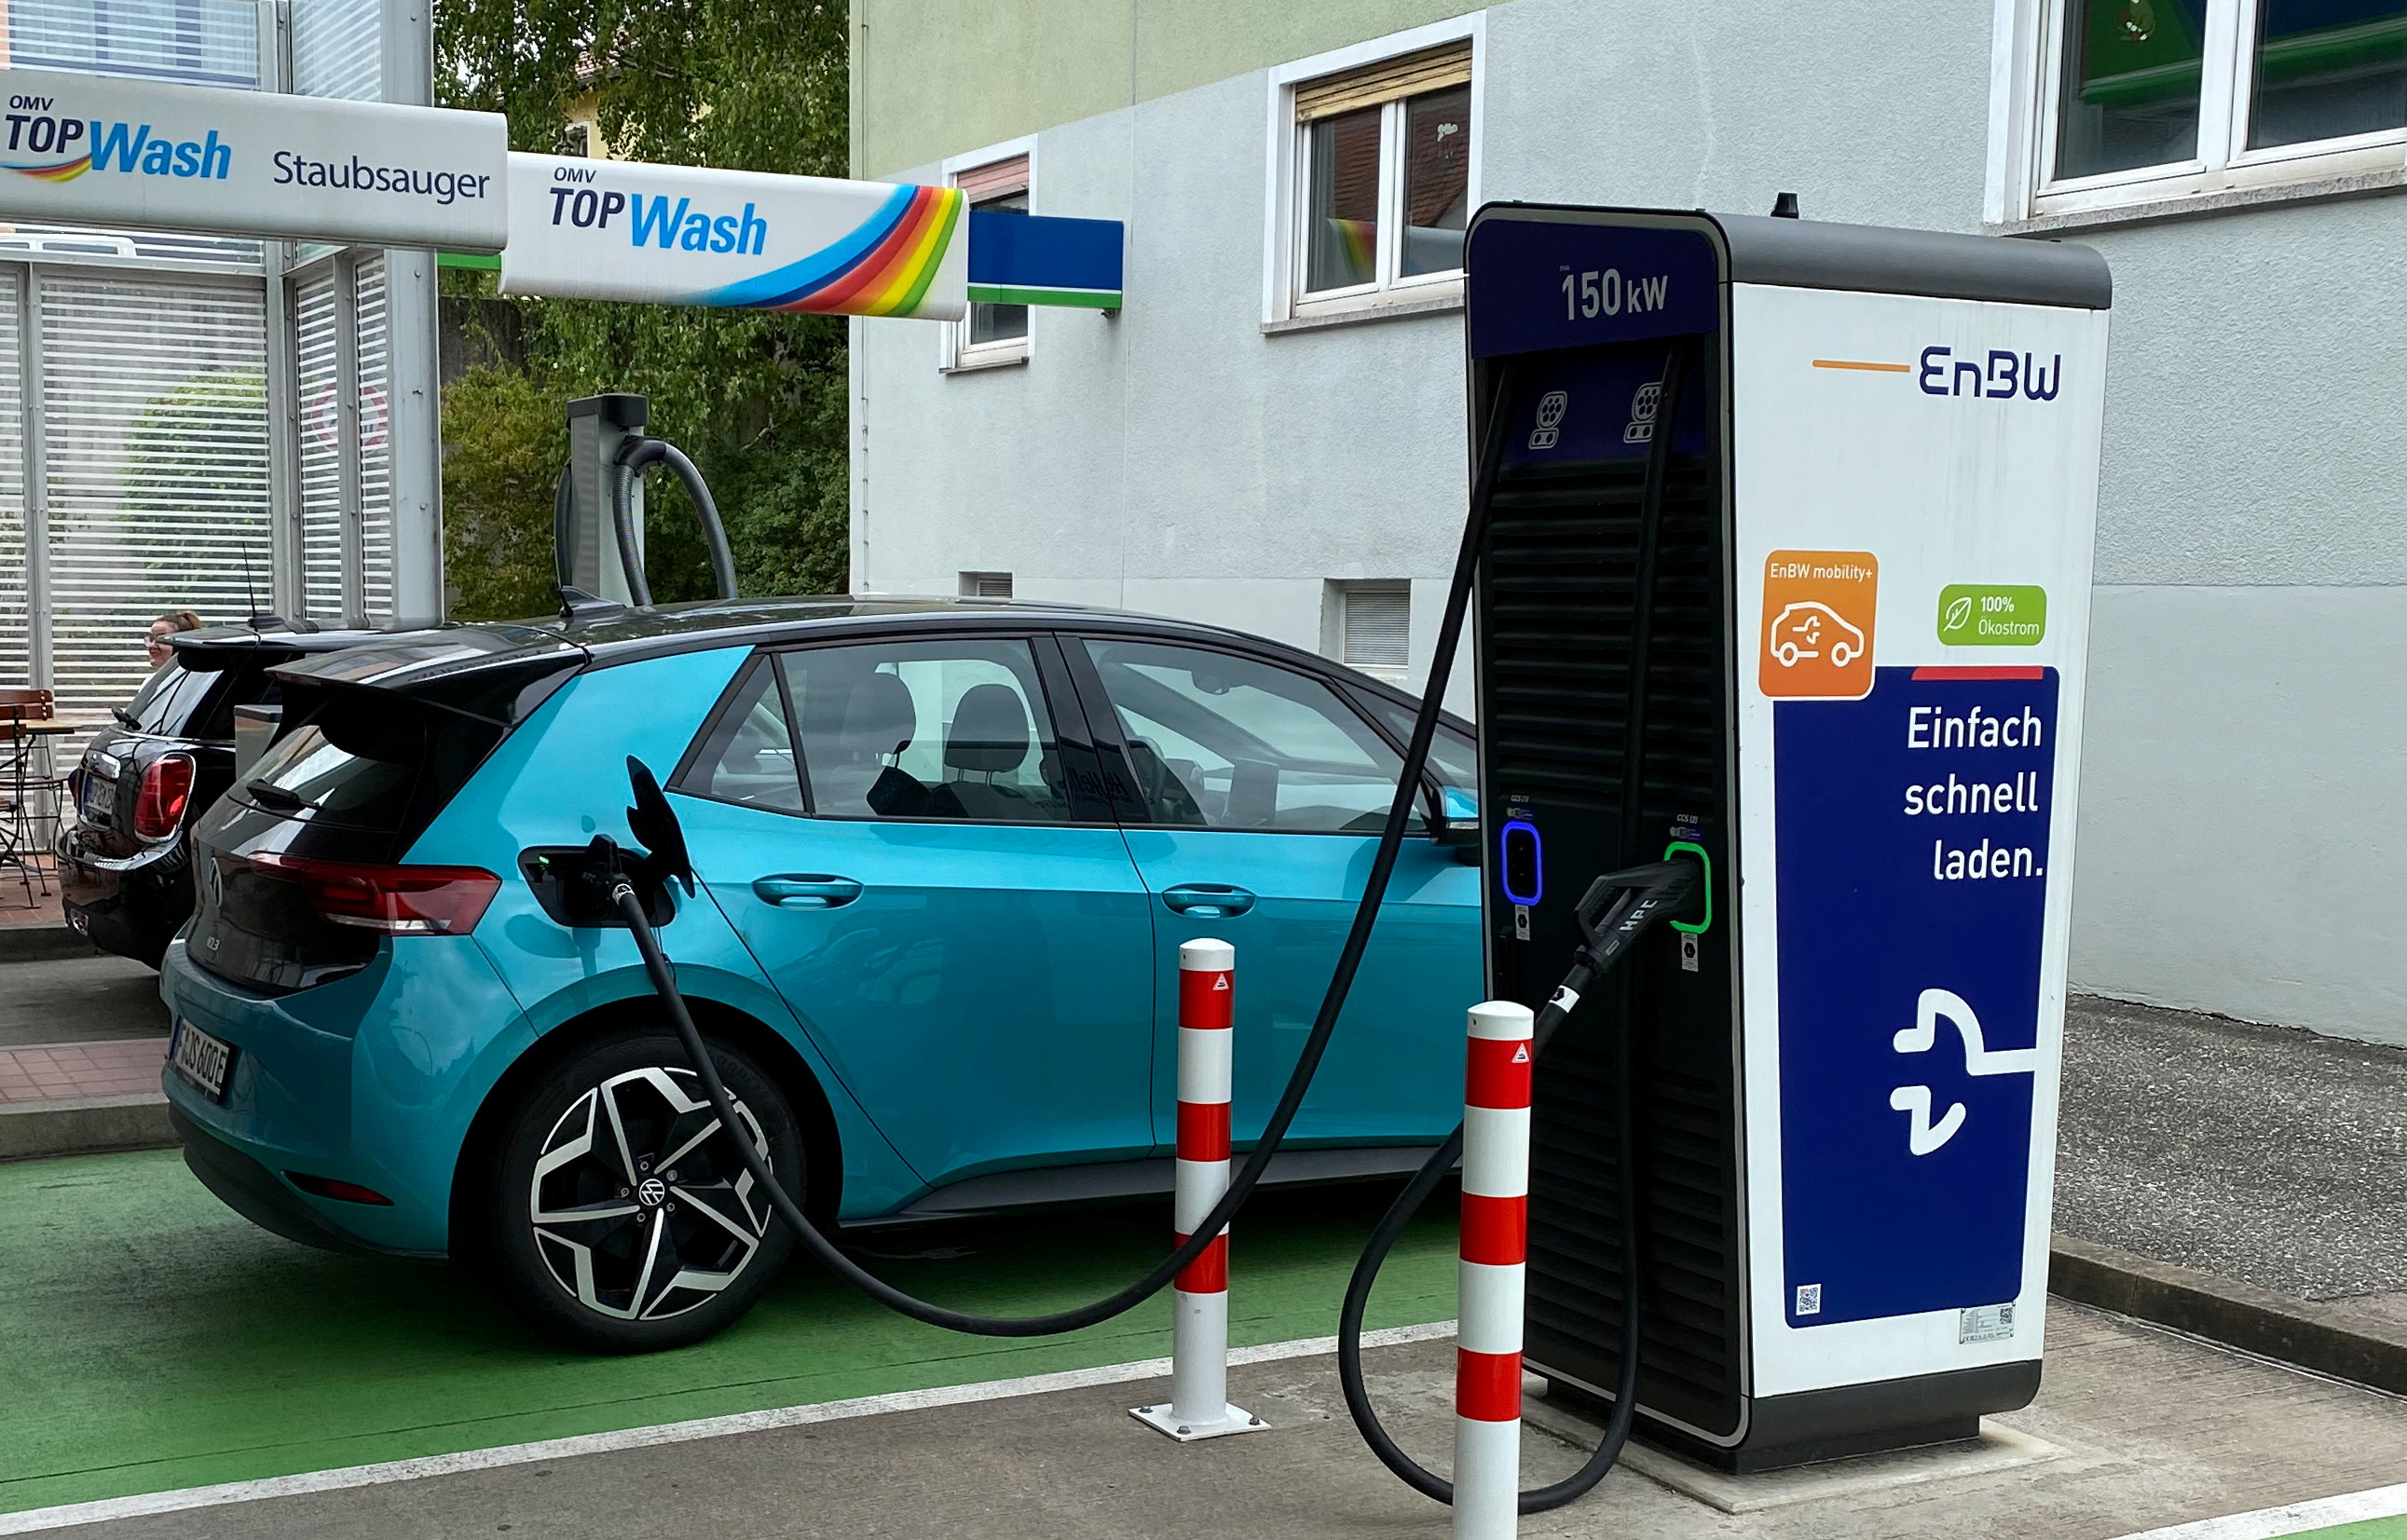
[{"x1": 1943, "y1": 595, "x2": 1973, "y2": 633}]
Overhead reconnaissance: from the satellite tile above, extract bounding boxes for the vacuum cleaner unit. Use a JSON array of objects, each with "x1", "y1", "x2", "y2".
[{"x1": 1462, "y1": 205, "x2": 2111, "y2": 1469}]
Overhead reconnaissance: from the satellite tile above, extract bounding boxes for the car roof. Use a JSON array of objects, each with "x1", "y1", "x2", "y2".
[{"x1": 268, "y1": 594, "x2": 1460, "y2": 725}]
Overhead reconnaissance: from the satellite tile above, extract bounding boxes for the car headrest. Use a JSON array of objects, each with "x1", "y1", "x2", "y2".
[
  {"x1": 944, "y1": 683, "x2": 1031, "y2": 774},
  {"x1": 841, "y1": 672, "x2": 917, "y2": 760}
]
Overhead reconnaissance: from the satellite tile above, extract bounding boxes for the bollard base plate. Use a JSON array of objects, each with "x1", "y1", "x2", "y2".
[{"x1": 1129, "y1": 1402, "x2": 1268, "y2": 1442}]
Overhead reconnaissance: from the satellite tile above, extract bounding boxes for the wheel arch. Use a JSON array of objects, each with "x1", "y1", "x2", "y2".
[{"x1": 448, "y1": 993, "x2": 844, "y2": 1262}]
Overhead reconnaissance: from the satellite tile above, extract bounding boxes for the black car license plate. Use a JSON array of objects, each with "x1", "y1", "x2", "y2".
[
  {"x1": 168, "y1": 1017, "x2": 235, "y2": 1102},
  {"x1": 80, "y1": 774, "x2": 115, "y2": 822}
]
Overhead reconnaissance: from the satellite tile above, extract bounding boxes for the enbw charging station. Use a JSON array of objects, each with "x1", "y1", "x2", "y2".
[{"x1": 1462, "y1": 206, "x2": 2111, "y2": 1471}]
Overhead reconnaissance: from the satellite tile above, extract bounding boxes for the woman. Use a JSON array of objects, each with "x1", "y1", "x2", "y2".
[{"x1": 144, "y1": 611, "x2": 203, "y2": 671}]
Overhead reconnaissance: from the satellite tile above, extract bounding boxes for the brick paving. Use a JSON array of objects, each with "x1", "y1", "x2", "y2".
[{"x1": 0, "y1": 1039, "x2": 165, "y2": 1103}]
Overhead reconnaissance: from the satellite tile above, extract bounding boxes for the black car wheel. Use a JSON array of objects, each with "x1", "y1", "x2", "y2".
[{"x1": 482, "y1": 1029, "x2": 801, "y2": 1353}]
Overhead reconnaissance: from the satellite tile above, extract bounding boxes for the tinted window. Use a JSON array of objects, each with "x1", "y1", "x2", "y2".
[
  {"x1": 238, "y1": 685, "x2": 502, "y2": 846},
  {"x1": 781, "y1": 639, "x2": 1072, "y2": 824},
  {"x1": 1083, "y1": 638, "x2": 1415, "y2": 834},
  {"x1": 120, "y1": 660, "x2": 226, "y2": 736},
  {"x1": 677, "y1": 659, "x2": 804, "y2": 813}
]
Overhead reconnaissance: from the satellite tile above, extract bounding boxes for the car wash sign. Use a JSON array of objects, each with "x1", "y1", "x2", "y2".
[
  {"x1": 0, "y1": 66, "x2": 508, "y2": 250},
  {"x1": 500, "y1": 154, "x2": 968, "y2": 320}
]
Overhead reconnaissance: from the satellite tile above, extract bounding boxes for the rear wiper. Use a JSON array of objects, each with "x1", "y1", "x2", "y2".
[
  {"x1": 110, "y1": 705, "x2": 136, "y2": 728},
  {"x1": 244, "y1": 779, "x2": 313, "y2": 812}
]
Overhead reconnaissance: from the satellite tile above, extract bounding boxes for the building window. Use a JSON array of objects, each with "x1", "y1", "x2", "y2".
[
  {"x1": 1268, "y1": 23, "x2": 1479, "y2": 322},
  {"x1": 960, "y1": 571, "x2": 1013, "y2": 598},
  {"x1": 2014, "y1": 0, "x2": 2406, "y2": 219},
  {"x1": 1331, "y1": 581, "x2": 1411, "y2": 681},
  {"x1": 949, "y1": 154, "x2": 1030, "y2": 369}
]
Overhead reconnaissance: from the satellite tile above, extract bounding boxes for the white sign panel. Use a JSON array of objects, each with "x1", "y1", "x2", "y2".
[
  {"x1": 0, "y1": 66, "x2": 508, "y2": 250},
  {"x1": 499, "y1": 154, "x2": 966, "y2": 320}
]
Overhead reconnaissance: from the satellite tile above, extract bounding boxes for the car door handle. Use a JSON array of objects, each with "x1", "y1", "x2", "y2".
[
  {"x1": 753, "y1": 875, "x2": 863, "y2": 910},
  {"x1": 1161, "y1": 883, "x2": 1256, "y2": 919}
]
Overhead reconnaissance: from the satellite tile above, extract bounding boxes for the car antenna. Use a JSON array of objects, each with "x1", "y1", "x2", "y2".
[{"x1": 240, "y1": 542, "x2": 286, "y2": 631}]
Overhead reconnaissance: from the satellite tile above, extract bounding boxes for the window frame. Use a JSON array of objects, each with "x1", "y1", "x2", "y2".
[
  {"x1": 1061, "y1": 630, "x2": 1449, "y2": 837},
  {"x1": 1993, "y1": 0, "x2": 2407, "y2": 225},
  {"x1": 1262, "y1": 14, "x2": 1484, "y2": 326},
  {"x1": 940, "y1": 136, "x2": 1038, "y2": 373}
]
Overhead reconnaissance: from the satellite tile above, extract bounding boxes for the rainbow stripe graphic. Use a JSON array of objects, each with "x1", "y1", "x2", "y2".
[
  {"x1": 2, "y1": 156, "x2": 91, "y2": 182},
  {"x1": 694, "y1": 184, "x2": 962, "y2": 316}
]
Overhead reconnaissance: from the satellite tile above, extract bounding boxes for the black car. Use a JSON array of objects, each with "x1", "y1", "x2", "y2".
[{"x1": 57, "y1": 620, "x2": 423, "y2": 966}]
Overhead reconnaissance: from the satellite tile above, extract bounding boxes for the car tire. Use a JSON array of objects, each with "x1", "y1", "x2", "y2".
[{"x1": 479, "y1": 1029, "x2": 802, "y2": 1353}]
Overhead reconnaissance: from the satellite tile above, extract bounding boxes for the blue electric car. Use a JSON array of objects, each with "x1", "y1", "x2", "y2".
[{"x1": 162, "y1": 597, "x2": 1482, "y2": 1350}]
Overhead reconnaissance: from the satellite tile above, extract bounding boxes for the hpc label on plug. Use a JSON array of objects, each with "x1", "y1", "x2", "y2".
[{"x1": 1772, "y1": 665, "x2": 2058, "y2": 1329}]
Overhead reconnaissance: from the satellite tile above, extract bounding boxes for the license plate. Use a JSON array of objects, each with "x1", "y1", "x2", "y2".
[
  {"x1": 169, "y1": 1018, "x2": 235, "y2": 1103},
  {"x1": 80, "y1": 775, "x2": 115, "y2": 822}
]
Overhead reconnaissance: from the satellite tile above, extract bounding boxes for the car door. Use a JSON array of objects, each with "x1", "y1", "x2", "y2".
[
  {"x1": 672, "y1": 634, "x2": 1157, "y2": 1188},
  {"x1": 1062, "y1": 633, "x2": 1479, "y2": 1152}
]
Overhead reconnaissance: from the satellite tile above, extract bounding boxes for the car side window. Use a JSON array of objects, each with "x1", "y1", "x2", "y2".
[
  {"x1": 777, "y1": 638, "x2": 1074, "y2": 824},
  {"x1": 1357, "y1": 694, "x2": 1479, "y2": 816},
  {"x1": 677, "y1": 656, "x2": 805, "y2": 813},
  {"x1": 1081, "y1": 637, "x2": 1419, "y2": 834}
]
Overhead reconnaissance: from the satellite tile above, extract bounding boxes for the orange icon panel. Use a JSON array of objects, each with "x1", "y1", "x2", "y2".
[{"x1": 1760, "y1": 551, "x2": 1878, "y2": 700}]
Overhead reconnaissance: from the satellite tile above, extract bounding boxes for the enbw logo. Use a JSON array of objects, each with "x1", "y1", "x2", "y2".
[{"x1": 1918, "y1": 347, "x2": 2062, "y2": 402}]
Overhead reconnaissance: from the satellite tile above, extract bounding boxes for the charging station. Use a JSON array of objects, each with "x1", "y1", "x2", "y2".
[{"x1": 1465, "y1": 205, "x2": 2111, "y2": 1471}]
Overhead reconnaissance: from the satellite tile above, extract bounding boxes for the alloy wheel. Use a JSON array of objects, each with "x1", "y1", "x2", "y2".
[{"x1": 527, "y1": 1065, "x2": 774, "y2": 1321}]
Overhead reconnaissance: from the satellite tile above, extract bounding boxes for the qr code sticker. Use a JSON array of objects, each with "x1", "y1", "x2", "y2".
[{"x1": 1795, "y1": 1284, "x2": 1822, "y2": 1316}]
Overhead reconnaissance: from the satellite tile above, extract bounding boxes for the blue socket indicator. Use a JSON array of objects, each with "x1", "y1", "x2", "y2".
[{"x1": 1499, "y1": 820, "x2": 1543, "y2": 906}]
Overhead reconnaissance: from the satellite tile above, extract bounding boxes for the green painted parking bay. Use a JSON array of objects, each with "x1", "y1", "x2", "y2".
[{"x1": 0, "y1": 1150, "x2": 1457, "y2": 1515}]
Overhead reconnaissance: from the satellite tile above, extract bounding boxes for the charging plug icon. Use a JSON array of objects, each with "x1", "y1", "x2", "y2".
[{"x1": 1888, "y1": 988, "x2": 2039, "y2": 1156}]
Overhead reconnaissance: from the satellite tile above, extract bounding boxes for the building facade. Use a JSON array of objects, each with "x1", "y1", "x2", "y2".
[{"x1": 849, "y1": 0, "x2": 2407, "y2": 1046}]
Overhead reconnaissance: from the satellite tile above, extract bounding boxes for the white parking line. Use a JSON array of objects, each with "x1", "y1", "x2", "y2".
[
  {"x1": 2112, "y1": 1481, "x2": 2407, "y2": 1540},
  {"x1": 0, "y1": 1320, "x2": 1457, "y2": 1534}
]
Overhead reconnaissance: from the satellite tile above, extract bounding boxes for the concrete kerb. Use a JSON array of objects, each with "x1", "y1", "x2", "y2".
[
  {"x1": 0, "y1": 925, "x2": 96, "y2": 964},
  {"x1": 2048, "y1": 1232, "x2": 2407, "y2": 1397},
  {"x1": 0, "y1": 1093, "x2": 174, "y2": 1162}
]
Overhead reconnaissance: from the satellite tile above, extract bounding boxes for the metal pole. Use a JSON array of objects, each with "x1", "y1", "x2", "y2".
[
  {"x1": 1455, "y1": 1000, "x2": 1533, "y2": 1539},
  {"x1": 378, "y1": 0, "x2": 443, "y2": 620},
  {"x1": 1132, "y1": 938, "x2": 1265, "y2": 1442}
]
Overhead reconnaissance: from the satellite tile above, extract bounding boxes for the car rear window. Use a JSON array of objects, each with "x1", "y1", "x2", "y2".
[
  {"x1": 119, "y1": 660, "x2": 228, "y2": 736},
  {"x1": 237, "y1": 684, "x2": 505, "y2": 854}
]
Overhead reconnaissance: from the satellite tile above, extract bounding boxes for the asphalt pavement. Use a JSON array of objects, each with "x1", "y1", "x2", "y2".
[
  {"x1": 2055, "y1": 995, "x2": 2407, "y2": 1317},
  {"x1": 0, "y1": 954, "x2": 166, "y2": 1050}
]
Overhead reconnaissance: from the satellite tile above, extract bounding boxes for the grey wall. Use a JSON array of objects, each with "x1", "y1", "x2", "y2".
[{"x1": 855, "y1": 0, "x2": 2407, "y2": 1043}]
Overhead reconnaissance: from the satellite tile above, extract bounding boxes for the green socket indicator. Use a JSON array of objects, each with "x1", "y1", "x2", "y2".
[
  {"x1": 1937, "y1": 584, "x2": 2046, "y2": 647},
  {"x1": 1663, "y1": 839, "x2": 1711, "y2": 934}
]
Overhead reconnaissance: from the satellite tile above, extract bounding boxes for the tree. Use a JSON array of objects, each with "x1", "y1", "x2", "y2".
[{"x1": 435, "y1": 0, "x2": 853, "y2": 607}]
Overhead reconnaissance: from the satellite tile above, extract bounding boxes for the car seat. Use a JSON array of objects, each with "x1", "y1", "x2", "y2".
[
  {"x1": 837, "y1": 672, "x2": 932, "y2": 817},
  {"x1": 931, "y1": 683, "x2": 1035, "y2": 822}
]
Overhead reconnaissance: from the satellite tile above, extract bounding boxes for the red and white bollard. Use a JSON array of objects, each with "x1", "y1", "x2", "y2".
[
  {"x1": 1455, "y1": 1000, "x2": 1534, "y2": 1538},
  {"x1": 1133, "y1": 938, "x2": 1265, "y2": 1441}
]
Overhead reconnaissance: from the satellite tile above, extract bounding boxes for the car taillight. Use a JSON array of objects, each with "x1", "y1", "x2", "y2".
[
  {"x1": 131, "y1": 754, "x2": 195, "y2": 840},
  {"x1": 248, "y1": 852, "x2": 501, "y2": 935}
]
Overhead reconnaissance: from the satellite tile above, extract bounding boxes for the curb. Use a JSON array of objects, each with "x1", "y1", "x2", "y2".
[
  {"x1": 0, "y1": 1094, "x2": 175, "y2": 1162},
  {"x1": 0, "y1": 925, "x2": 99, "y2": 964},
  {"x1": 2050, "y1": 1232, "x2": 2407, "y2": 1396}
]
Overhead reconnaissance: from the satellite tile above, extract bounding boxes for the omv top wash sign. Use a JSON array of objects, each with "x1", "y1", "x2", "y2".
[
  {"x1": 500, "y1": 155, "x2": 969, "y2": 321},
  {"x1": 0, "y1": 66, "x2": 507, "y2": 249}
]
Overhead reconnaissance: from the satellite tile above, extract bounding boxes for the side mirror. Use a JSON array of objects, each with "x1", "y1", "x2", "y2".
[
  {"x1": 625, "y1": 756, "x2": 695, "y2": 897},
  {"x1": 1430, "y1": 784, "x2": 1481, "y2": 847}
]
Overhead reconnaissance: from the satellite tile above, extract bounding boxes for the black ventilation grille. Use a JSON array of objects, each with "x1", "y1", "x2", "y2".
[{"x1": 1478, "y1": 444, "x2": 1744, "y2": 1441}]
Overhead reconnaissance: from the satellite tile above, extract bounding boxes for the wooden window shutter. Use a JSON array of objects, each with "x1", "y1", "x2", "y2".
[
  {"x1": 953, "y1": 154, "x2": 1030, "y2": 203},
  {"x1": 1292, "y1": 41, "x2": 1472, "y2": 123}
]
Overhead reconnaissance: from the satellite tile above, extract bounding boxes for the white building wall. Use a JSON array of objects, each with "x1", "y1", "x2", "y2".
[{"x1": 854, "y1": 0, "x2": 2407, "y2": 1043}]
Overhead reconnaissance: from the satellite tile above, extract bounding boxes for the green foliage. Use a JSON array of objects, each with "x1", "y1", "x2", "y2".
[
  {"x1": 441, "y1": 364, "x2": 568, "y2": 620},
  {"x1": 435, "y1": 0, "x2": 853, "y2": 607}
]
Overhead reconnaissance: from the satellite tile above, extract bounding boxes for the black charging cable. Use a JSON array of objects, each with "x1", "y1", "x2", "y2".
[
  {"x1": 612, "y1": 437, "x2": 739, "y2": 606},
  {"x1": 1335, "y1": 859, "x2": 1695, "y2": 1514}
]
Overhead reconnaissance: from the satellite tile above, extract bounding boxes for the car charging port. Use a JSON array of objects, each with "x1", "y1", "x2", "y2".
[{"x1": 521, "y1": 840, "x2": 676, "y2": 930}]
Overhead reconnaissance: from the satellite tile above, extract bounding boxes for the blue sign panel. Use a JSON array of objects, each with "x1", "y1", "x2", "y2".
[
  {"x1": 967, "y1": 210, "x2": 1124, "y2": 303},
  {"x1": 1774, "y1": 666, "x2": 2058, "y2": 1329},
  {"x1": 1465, "y1": 213, "x2": 1720, "y2": 359}
]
